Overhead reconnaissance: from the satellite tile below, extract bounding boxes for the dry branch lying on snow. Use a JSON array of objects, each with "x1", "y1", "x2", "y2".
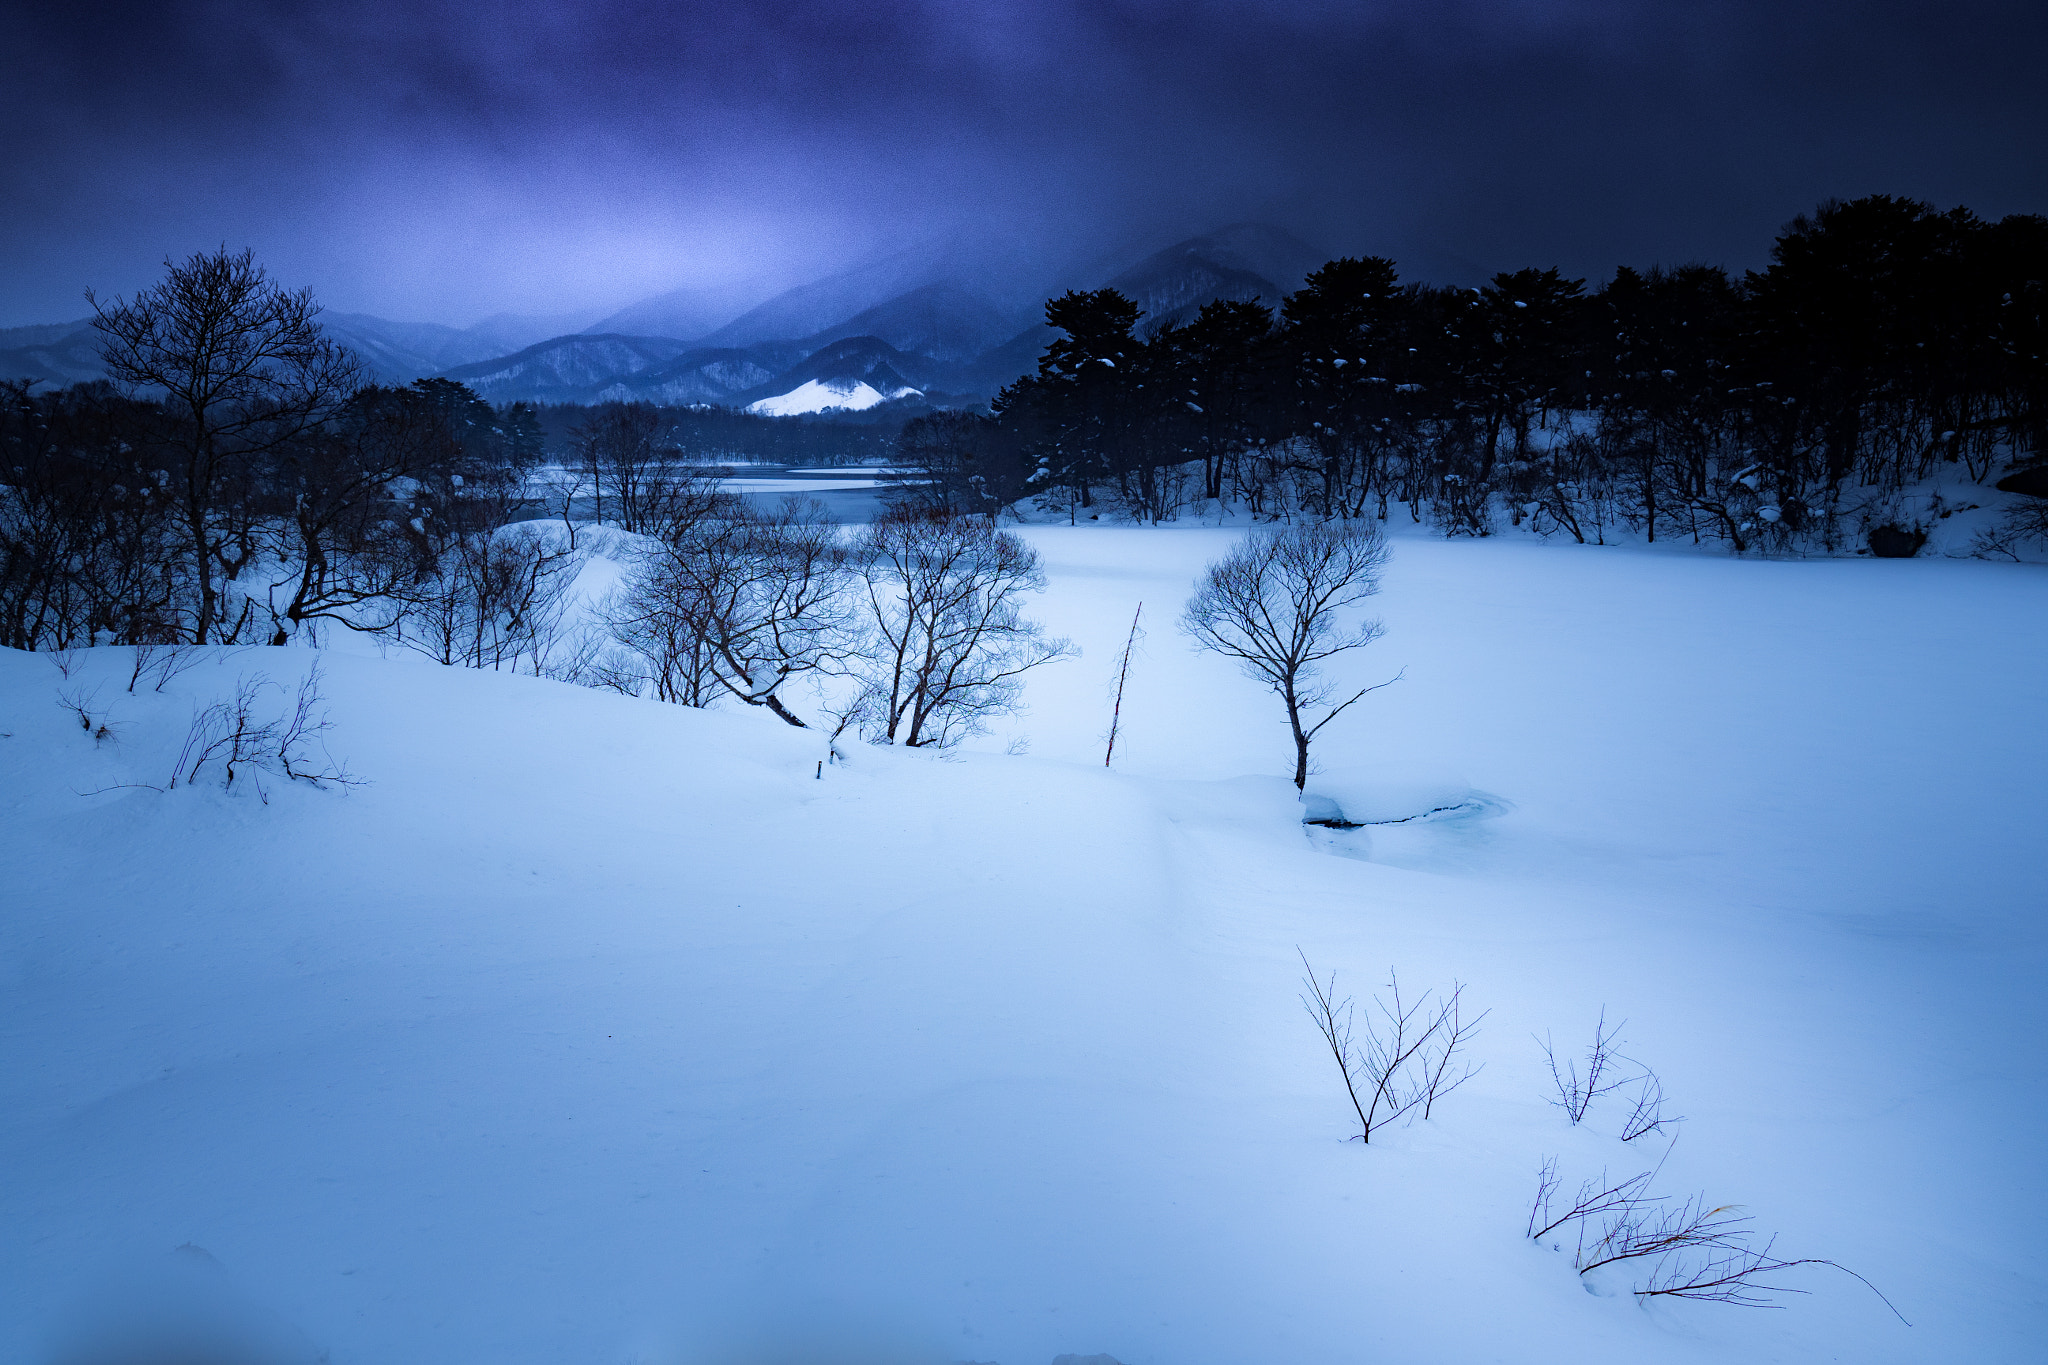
[{"x1": 1528, "y1": 1154, "x2": 1908, "y2": 1319}]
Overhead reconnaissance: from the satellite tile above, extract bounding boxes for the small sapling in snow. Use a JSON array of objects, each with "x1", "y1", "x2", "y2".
[
  {"x1": 1103, "y1": 601, "x2": 1142, "y2": 767},
  {"x1": 1540, "y1": 1010, "x2": 1685, "y2": 1140},
  {"x1": 1298, "y1": 950, "x2": 1486, "y2": 1142},
  {"x1": 1540, "y1": 1008, "x2": 1631, "y2": 1124}
]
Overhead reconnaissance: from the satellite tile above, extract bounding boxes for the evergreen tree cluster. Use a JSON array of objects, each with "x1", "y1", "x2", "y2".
[{"x1": 902, "y1": 196, "x2": 2048, "y2": 553}]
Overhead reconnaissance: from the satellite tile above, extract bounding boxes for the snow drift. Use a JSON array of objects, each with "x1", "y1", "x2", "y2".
[{"x1": 2, "y1": 528, "x2": 2043, "y2": 1365}]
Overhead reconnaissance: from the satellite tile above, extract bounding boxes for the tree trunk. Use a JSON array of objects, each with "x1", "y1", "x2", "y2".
[
  {"x1": 762, "y1": 693, "x2": 808, "y2": 728},
  {"x1": 1285, "y1": 683, "x2": 1310, "y2": 790}
]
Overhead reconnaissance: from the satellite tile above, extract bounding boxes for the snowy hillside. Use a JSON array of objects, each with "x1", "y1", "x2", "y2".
[
  {"x1": 1, "y1": 531, "x2": 2042, "y2": 1365},
  {"x1": 747, "y1": 377, "x2": 919, "y2": 415},
  {"x1": 438, "y1": 333, "x2": 702, "y2": 402}
]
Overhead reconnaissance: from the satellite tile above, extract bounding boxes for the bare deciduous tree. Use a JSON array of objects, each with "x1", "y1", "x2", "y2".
[
  {"x1": 570, "y1": 402, "x2": 728, "y2": 539},
  {"x1": 1298, "y1": 951, "x2": 1485, "y2": 1143},
  {"x1": 847, "y1": 508, "x2": 1074, "y2": 748},
  {"x1": 611, "y1": 496, "x2": 853, "y2": 725},
  {"x1": 1181, "y1": 520, "x2": 1398, "y2": 789},
  {"x1": 90, "y1": 248, "x2": 363, "y2": 643}
]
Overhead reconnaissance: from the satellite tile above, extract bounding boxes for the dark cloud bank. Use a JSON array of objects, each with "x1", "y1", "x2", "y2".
[{"x1": 2, "y1": 0, "x2": 2042, "y2": 327}]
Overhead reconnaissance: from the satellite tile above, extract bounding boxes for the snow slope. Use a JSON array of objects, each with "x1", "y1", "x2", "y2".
[
  {"x1": 1, "y1": 531, "x2": 2043, "y2": 1364},
  {"x1": 747, "y1": 378, "x2": 919, "y2": 416}
]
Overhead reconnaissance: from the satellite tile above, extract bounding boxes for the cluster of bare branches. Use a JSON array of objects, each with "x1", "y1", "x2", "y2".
[
  {"x1": 1298, "y1": 951, "x2": 1486, "y2": 1142},
  {"x1": 1528, "y1": 1008, "x2": 1900, "y2": 1320},
  {"x1": 1542, "y1": 1009, "x2": 1630, "y2": 1123},
  {"x1": 163, "y1": 661, "x2": 359, "y2": 797},
  {"x1": 55, "y1": 682, "x2": 115, "y2": 745},
  {"x1": 126, "y1": 641, "x2": 203, "y2": 693},
  {"x1": 403, "y1": 528, "x2": 580, "y2": 671},
  {"x1": 1541, "y1": 1009, "x2": 1684, "y2": 1142},
  {"x1": 1527, "y1": 1154, "x2": 1906, "y2": 1318}
]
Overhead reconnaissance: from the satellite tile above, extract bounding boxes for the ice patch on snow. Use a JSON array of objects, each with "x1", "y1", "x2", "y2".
[{"x1": 1299, "y1": 768, "x2": 1508, "y2": 827}]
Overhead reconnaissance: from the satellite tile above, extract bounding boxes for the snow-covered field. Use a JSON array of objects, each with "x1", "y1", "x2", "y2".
[{"x1": 2, "y1": 528, "x2": 2042, "y2": 1364}]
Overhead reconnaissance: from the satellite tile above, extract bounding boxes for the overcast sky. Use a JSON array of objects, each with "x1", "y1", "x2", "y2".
[{"x1": 3, "y1": 0, "x2": 2042, "y2": 327}]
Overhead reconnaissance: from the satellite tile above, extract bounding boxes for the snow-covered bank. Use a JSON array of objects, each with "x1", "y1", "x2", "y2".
[{"x1": 2, "y1": 534, "x2": 2043, "y2": 1364}]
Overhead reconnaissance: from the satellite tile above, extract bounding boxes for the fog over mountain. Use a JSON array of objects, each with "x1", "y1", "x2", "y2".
[
  {"x1": 0, "y1": 223, "x2": 1348, "y2": 407},
  {"x1": 3, "y1": 1, "x2": 2040, "y2": 330}
]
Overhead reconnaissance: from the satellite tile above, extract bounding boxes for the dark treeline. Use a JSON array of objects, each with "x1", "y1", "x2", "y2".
[
  {"x1": 899, "y1": 196, "x2": 2048, "y2": 556},
  {"x1": 9, "y1": 197, "x2": 2048, "y2": 653},
  {"x1": 533, "y1": 403, "x2": 894, "y2": 468},
  {"x1": 0, "y1": 249, "x2": 584, "y2": 653}
]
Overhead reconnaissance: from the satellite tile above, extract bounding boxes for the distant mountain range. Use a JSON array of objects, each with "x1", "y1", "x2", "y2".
[
  {"x1": 0, "y1": 224, "x2": 1326, "y2": 414},
  {"x1": 1107, "y1": 223, "x2": 1325, "y2": 332},
  {"x1": 0, "y1": 310, "x2": 594, "y2": 392}
]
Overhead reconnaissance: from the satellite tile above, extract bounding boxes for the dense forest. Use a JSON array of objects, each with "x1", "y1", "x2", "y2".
[
  {"x1": 3, "y1": 195, "x2": 2045, "y2": 658},
  {"x1": 904, "y1": 196, "x2": 2048, "y2": 555}
]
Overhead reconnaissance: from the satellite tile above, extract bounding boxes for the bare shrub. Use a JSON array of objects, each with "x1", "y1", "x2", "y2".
[
  {"x1": 1541, "y1": 1009, "x2": 1631, "y2": 1124},
  {"x1": 396, "y1": 524, "x2": 583, "y2": 672},
  {"x1": 1526, "y1": 1158, "x2": 1907, "y2": 1319},
  {"x1": 167, "y1": 661, "x2": 358, "y2": 796},
  {"x1": 1541, "y1": 1011, "x2": 1686, "y2": 1139},
  {"x1": 127, "y1": 642, "x2": 203, "y2": 693},
  {"x1": 1619, "y1": 1069, "x2": 1685, "y2": 1142},
  {"x1": 1298, "y1": 951, "x2": 1485, "y2": 1142},
  {"x1": 55, "y1": 682, "x2": 115, "y2": 744}
]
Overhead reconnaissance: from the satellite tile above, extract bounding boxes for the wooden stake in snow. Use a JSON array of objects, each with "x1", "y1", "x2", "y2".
[{"x1": 1104, "y1": 602, "x2": 1143, "y2": 767}]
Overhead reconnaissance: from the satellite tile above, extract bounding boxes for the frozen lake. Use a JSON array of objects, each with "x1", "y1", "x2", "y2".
[{"x1": 517, "y1": 463, "x2": 899, "y2": 526}]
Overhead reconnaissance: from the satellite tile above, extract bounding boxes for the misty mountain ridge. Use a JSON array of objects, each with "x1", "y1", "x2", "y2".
[
  {"x1": 437, "y1": 334, "x2": 704, "y2": 402},
  {"x1": 0, "y1": 223, "x2": 1334, "y2": 408},
  {"x1": 0, "y1": 320, "x2": 104, "y2": 388},
  {"x1": 1107, "y1": 222, "x2": 1326, "y2": 331},
  {"x1": 797, "y1": 282, "x2": 1021, "y2": 363},
  {"x1": 0, "y1": 311, "x2": 596, "y2": 390},
  {"x1": 581, "y1": 282, "x2": 766, "y2": 345}
]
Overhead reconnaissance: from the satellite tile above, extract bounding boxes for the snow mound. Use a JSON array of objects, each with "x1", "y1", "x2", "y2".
[
  {"x1": 746, "y1": 378, "x2": 921, "y2": 416},
  {"x1": 1298, "y1": 767, "x2": 1508, "y2": 826}
]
